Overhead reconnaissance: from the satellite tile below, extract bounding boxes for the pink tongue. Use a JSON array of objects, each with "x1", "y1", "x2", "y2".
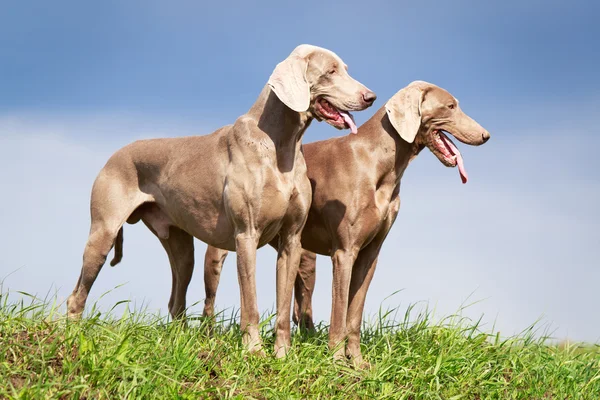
[
  {"x1": 340, "y1": 111, "x2": 358, "y2": 134},
  {"x1": 442, "y1": 135, "x2": 468, "y2": 184},
  {"x1": 455, "y1": 153, "x2": 468, "y2": 184}
]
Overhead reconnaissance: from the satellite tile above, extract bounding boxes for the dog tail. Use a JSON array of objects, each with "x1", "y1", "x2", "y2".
[{"x1": 110, "y1": 227, "x2": 124, "y2": 267}]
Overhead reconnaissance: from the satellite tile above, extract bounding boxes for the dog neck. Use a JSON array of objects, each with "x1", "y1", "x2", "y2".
[
  {"x1": 248, "y1": 86, "x2": 312, "y2": 144},
  {"x1": 246, "y1": 85, "x2": 313, "y2": 172},
  {"x1": 356, "y1": 107, "x2": 422, "y2": 187}
]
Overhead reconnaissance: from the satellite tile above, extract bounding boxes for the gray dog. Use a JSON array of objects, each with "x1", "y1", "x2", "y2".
[{"x1": 67, "y1": 44, "x2": 376, "y2": 357}]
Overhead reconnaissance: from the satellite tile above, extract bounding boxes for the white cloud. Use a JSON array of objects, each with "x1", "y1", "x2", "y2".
[{"x1": 1, "y1": 114, "x2": 598, "y2": 343}]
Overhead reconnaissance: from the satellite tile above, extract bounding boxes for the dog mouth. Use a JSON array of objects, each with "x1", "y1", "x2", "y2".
[
  {"x1": 313, "y1": 97, "x2": 358, "y2": 134},
  {"x1": 429, "y1": 130, "x2": 468, "y2": 184}
]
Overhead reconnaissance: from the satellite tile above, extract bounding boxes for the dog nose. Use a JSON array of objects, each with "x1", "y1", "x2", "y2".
[
  {"x1": 481, "y1": 131, "x2": 490, "y2": 143},
  {"x1": 362, "y1": 91, "x2": 377, "y2": 105}
]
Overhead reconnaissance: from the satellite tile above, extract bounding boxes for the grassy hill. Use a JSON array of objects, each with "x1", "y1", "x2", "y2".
[{"x1": 1, "y1": 292, "x2": 599, "y2": 399}]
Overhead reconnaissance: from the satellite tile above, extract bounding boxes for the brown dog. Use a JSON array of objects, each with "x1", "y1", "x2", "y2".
[
  {"x1": 204, "y1": 80, "x2": 490, "y2": 364},
  {"x1": 66, "y1": 44, "x2": 375, "y2": 357},
  {"x1": 204, "y1": 82, "x2": 490, "y2": 364}
]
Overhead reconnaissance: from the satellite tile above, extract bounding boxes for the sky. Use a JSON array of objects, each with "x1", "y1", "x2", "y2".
[{"x1": 1, "y1": 1, "x2": 599, "y2": 342}]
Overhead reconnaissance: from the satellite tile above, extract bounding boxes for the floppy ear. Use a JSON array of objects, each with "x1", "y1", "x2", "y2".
[
  {"x1": 267, "y1": 55, "x2": 310, "y2": 112},
  {"x1": 384, "y1": 85, "x2": 424, "y2": 143}
]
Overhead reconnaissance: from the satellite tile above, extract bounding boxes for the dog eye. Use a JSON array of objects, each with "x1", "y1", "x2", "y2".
[
  {"x1": 448, "y1": 104, "x2": 455, "y2": 110},
  {"x1": 328, "y1": 69, "x2": 337, "y2": 75}
]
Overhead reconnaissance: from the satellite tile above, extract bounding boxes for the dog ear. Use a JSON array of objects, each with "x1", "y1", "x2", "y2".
[
  {"x1": 268, "y1": 53, "x2": 310, "y2": 113},
  {"x1": 385, "y1": 85, "x2": 424, "y2": 144}
]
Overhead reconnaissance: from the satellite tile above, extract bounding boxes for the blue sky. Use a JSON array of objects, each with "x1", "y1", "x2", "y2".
[
  {"x1": 3, "y1": 1, "x2": 599, "y2": 121},
  {"x1": 1, "y1": 2, "x2": 599, "y2": 342}
]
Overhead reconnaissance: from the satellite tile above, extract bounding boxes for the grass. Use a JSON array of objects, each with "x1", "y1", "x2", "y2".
[{"x1": 1, "y1": 291, "x2": 599, "y2": 399}]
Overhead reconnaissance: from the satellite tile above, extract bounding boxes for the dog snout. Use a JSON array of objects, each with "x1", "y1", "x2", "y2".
[
  {"x1": 362, "y1": 91, "x2": 377, "y2": 106},
  {"x1": 481, "y1": 131, "x2": 490, "y2": 143}
]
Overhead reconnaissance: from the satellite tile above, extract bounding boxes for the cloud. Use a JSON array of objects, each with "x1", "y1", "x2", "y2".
[{"x1": 1, "y1": 114, "x2": 598, "y2": 343}]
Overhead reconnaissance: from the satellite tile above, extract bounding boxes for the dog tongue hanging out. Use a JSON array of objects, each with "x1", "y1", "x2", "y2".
[
  {"x1": 385, "y1": 81, "x2": 490, "y2": 185},
  {"x1": 434, "y1": 130, "x2": 469, "y2": 184},
  {"x1": 314, "y1": 98, "x2": 359, "y2": 134}
]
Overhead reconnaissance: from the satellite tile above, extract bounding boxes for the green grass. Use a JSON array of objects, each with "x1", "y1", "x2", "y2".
[{"x1": 1, "y1": 291, "x2": 599, "y2": 399}]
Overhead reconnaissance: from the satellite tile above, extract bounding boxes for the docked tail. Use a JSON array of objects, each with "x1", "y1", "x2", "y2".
[{"x1": 110, "y1": 227, "x2": 123, "y2": 266}]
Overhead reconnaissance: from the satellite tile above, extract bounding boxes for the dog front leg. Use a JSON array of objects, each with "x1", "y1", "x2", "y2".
[
  {"x1": 329, "y1": 248, "x2": 358, "y2": 360},
  {"x1": 235, "y1": 233, "x2": 263, "y2": 355},
  {"x1": 274, "y1": 233, "x2": 303, "y2": 358}
]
